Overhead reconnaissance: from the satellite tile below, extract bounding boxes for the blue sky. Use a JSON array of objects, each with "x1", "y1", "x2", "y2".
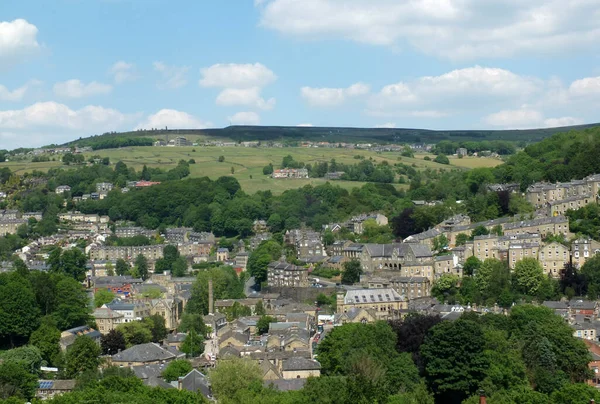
[{"x1": 1, "y1": 0, "x2": 600, "y2": 149}]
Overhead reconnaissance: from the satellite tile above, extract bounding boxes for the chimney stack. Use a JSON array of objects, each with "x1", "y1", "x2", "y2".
[
  {"x1": 208, "y1": 279, "x2": 214, "y2": 315},
  {"x1": 479, "y1": 390, "x2": 486, "y2": 404}
]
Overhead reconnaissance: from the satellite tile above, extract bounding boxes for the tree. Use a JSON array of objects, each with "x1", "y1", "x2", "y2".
[
  {"x1": 455, "y1": 233, "x2": 469, "y2": 246},
  {"x1": 463, "y1": 256, "x2": 482, "y2": 276},
  {"x1": 178, "y1": 313, "x2": 208, "y2": 336},
  {"x1": 143, "y1": 314, "x2": 168, "y2": 343},
  {"x1": 317, "y1": 322, "x2": 397, "y2": 376},
  {"x1": 0, "y1": 278, "x2": 40, "y2": 347},
  {"x1": 341, "y1": 259, "x2": 362, "y2": 285},
  {"x1": 180, "y1": 329, "x2": 204, "y2": 358},
  {"x1": 388, "y1": 314, "x2": 443, "y2": 374},
  {"x1": 0, "y1": 361, "x2": 38, "y2": 400},
  {"x1": 560, "y1": 262, "x2": 586, "y2": 297},
  {"x1": 64, "y1": 335, "x2": 101, "y2": 378},
  {"x1": 29, "y1": 318, "x2": 61, "y2": 365},
  {"x1": 94, "y1": 289, "x2": 115, "y2": 308},
  {"x1": 513, "y1": 258, "x2": 544, "y2": 295},
  {"x1": 254, "y1": 300, "x2": 266, "y2": 316},
  {"x1": 434, "y1": 154, "x2": 450, "y2": 165},
  {"x1": 53, "y1": 277, "x2": 91, "y2": 330},
  {"x1": 262, "y1": 163, "x2": 274, "y2": 175},
  {"x1": 432, "y1": 234, "x2": 449, "y2": 252},
  {"x1": 391, "y1": 208, "x2": 417, "y2": 240},
  {"x1": 115, "y1": 258, "x2": 130, "y2": 276},
  {"x1": 105, "y1": 261, "x2": 115, "y2": 277},
  {"x1": 161, "y1": 359, "x2": 193, "y2": 382},
  {"x1": 218, "y1": 155, "x2": 225, "y2": 162},
  {"x1": 101, "y1": 329, "x2": 126, "y2": 355},
  {"x1": 431, "y1": 274, "x2": 460, "y2": 303},
  {"x1": 0, "y1": 346, "x2": 43, "y2": 375},
  {"x1": 247, "y1": 240, "x2": 282, "y2": 286},
  {"x1": 581, "y1": 255, "x2": 600, "y2": 298},
  {"x1": 256, "y1": 315, "x2": 276, "y2": 335},
  {"x1": 116, "y1": 321, "x2": 153, "y2": 347},
  {"x1": 134, "y1": 254, "x2": 149, "y2": 280},
  {"x1": 59, "y1": 248, "x2": 88, "y2": 281},
  {"x1": 421, "y1": 319, "x2": 489, "y2": 404},
  {"x1": 209, "y1": 358, "x2": 262, "y2": 402}
]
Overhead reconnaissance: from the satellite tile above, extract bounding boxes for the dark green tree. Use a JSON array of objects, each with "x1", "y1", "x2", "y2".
[
  {"x1": 64, "y1": 335, "x2": 101, "y2": 378},
  {"x1": 53, "y1": 277, "x2": 91, "y2": 330},
  {"x1": 134, "y1": 254, "x2": 149, "y2": 280},
  {"x1": 178, "y1": 313, "x2": 208, "y2": 336},
  {"x1": 29, "y1": 317, "x2": 61, "y2": 365},
  {"x1": 341, "y1": 259, "x2": 362, "y2": 285},
  {"x1": 256, "y1": 315, "x2": 276, "y2": 335},
  {"x1": 115, "y1": 258, "x2": 130, "y2": 276},
  {"x1": 420, "y1": 319, "x2": 489, "y2": 404},
  {"x1": 161, "y1": 359, "x2": 193, "y2": 382},
  {"x1": 100, "y1": 329, "x2": 126, "y2": 356},
  {"x1": 143, "y1": 314, "x2": 168, "y2": 343},
  {"x1": 0, "y1": 278, "x2": 40, "y2": 347},
  {"x1": 180, "y1": 329, "x2": 204, "y2": 358}
]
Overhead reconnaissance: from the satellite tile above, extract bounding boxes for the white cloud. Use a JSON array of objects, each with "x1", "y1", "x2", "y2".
[
  {"x1": 199, "y1": 63, "x2": 276, "y2": 88},
  {"x1": 216, "y1": 87, "x2": 276, "y2": 110},
  {"x1": 256, "y1": 0, "x2": 600, "y2": 60},
  {"x1": 569, "y1": 76, "x2": 600, "y2": 97},
  {"x1": 0, "y1": 101, "x2": 138, "y2": 148},
  {"x1": 368, "y1": 66, "x2": 540, "y2": 117},
  {"x1": 53, "y1": 79, "x2": 112, "y2": 98},
  {"x1": 109, "y1": 61, "x2": 137, "y2": 84},
  {"x1": 375, "y1": 122, "x2": 396, "y2": 128},
  {"x1": 200, "y1": 63, "x2": 277, "y2": 111},
  {"x1": 228, "y1": 111, "x2": 261, "y2": 125},
  {"x1": 0, "y1": 80, "x2": 41, "y2": 102},
  {"x1": 483, "y1": 108, "x2": 582, "y2": 129},
  {"x1": 483, "y1": 108, "x2": 544, "y2": 128},
  {"x1": 543, "y1": 116, "x2": 583, "y2": 127},
  {"x1": 0, "y1": 101, "x2": 132, "y2": 130},
  {"x1": 0, "y1": 19, "x2": 40, "y2": 67},
  {"x1": 153, "y1": 62, "x2": 189, "y2": 89},
  {"x1": 297, "y1": 123, "x2": 313, "y2": 127},
  {"x1": 301, "y1": 82, "x2": 370, "y2": 107},
  {"x1": 135, "y1": 109, "x2": 212, "y2": 130}
]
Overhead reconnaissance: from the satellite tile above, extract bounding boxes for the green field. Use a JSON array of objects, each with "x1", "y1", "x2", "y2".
[{"x1": 1, "y1": 146, "x2": 502, "y2": 194}]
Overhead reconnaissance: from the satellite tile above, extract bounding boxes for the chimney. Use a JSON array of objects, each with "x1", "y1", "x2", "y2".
[
  {"x1": 479, "y1": 390, "x2": 486, "y2": 404},
  {"x1": 208, "y1": 279, "x2": 214, "y2": 315}
]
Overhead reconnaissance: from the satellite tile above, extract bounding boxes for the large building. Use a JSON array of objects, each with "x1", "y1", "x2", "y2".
[
  {"x1": 0, "y1": 218, "x2": 27, "y2": 236},
  {"x1": 272, "y1": 169, "x2": 309, "y2": 179},
  {"x1": 336, "y1": 288, "x2": 406, "y2": 320},
  {"x1": 267, "y1": 260, "x2": 309, "y2": 288},
  {"x1": 89, "y1": 242, "x2": 211, "y2": 261}
]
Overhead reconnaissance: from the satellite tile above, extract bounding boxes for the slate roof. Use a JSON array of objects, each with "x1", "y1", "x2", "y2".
[
  {"x1": 179, "y1": 369, "x2": 212, "y2": 398},
  {"x1": 267, "y1": 378, "x2": 307, "y2": 391},
  {"x1": 343, "y1": 288, "x2": 404, "y2": 304},
  {"x1": 111, "y1": 343, "x2": 183, "y2": 363},
  {"x1": 282, "y1": 357, "x2": 321, "y2": 371}
]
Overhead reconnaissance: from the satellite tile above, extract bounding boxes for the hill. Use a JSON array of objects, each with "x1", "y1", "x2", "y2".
[
  {"x1": 494, "y1": 125, "x2": 600, "y2": 187},
  {"x1": 66, "y1": 122, "x2": 600, "y2": 147}
]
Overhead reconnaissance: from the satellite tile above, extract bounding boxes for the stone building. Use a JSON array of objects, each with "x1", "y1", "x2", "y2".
[
  {"x1": 336, "y1": 288, "x2": 406, "y2": 320},
  {"x1": 267, "y1": 260, "x2": 309, "y2": 288}
]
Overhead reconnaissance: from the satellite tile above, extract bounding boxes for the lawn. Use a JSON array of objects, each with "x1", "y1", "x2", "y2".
[{"x1": 0, "y1": 146, "x2": 501, "y2": 194}]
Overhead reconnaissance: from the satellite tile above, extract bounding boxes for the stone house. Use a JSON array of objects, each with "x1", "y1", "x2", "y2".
[
  {"x1": 281, "y1": 357, "x2": 321, "y2": 379},
  {"x1": 93, "y1": 307, "x2": 124, "y2": 334},
  {"x1": 110, "y1": 343, "x2": 185, "y2": 366},
  {"x1": 539, "y1": 242, "x2": 570, "y2": 277},
  {"x1": 267, "y1": 260, "x2": 309, "y2": 288},
  {"x1": 336, "y1": 288, "x2": 406, "y2": 320}
]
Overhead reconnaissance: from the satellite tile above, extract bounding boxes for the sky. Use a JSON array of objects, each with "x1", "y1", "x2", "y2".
[{"x1": 1, "y1": 0, "x2": 600, "y2": 149}]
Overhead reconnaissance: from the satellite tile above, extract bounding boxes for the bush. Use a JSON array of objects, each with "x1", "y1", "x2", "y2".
[{"x1": 434, "y1": 154, "x2": 450, "y2": 165}]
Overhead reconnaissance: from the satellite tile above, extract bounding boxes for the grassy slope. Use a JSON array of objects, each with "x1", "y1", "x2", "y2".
[{"x1": 1, "y1": 146, "x2": 503, "y2": 194}]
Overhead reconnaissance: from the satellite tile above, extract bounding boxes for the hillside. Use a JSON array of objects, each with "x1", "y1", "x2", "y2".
[
  {"x1": 66, "y1": 122, "x2": 600, "y2": 147},
  {"x1": 494, "y1": 125, "x2": 600, "y2": 187}
]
